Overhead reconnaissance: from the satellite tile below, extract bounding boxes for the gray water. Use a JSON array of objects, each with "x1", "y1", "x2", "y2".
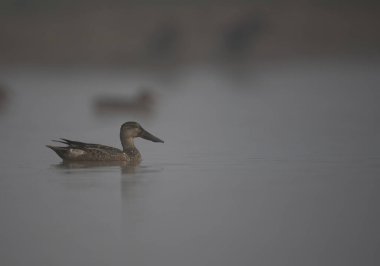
[{"x1": 0, "y1": 60, "x2": 379, "y2": 266}]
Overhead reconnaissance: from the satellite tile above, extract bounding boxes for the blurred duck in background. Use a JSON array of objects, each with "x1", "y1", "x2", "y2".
[
  {"x1": 221, "y1": 15, "x2": 264, "y2": 59},
  {"x1": 94, "y1": 88, "x2": 155, "y2": 115}
]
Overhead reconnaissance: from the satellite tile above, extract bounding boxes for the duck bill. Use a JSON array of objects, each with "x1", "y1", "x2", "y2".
[{"x1": 140, "y1": 128, "x2": 164, "y2": 143}]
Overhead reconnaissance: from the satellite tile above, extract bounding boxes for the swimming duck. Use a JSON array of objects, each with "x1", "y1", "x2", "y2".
[
  {"x1": 94, "y1": 89, "x2": 155, "y2": 115},
  {"x1": 47, "y1": 122, "x2": 163, "y2": 162}
]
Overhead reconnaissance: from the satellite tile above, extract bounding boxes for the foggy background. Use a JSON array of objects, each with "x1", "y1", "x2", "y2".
[
  {"x1": 0, "y1": 1, "x2": 379, "y2": 266},
  {"x1": 0, "y1": 0, "x2": 379, "y2": 66}
]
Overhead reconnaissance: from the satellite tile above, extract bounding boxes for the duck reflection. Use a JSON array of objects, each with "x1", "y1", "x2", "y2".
[
  {"x1": 56, "y1": 160, "x2": 139, "y2": 173},
  {"x1": 55, "y1": 161, "x2": 163, "y2": 176},
  {"x1": 54, "y1": 161, "x2": 163, "y2": 202}
]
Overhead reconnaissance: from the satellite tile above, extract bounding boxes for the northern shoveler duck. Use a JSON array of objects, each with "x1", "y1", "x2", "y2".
[
  {"x1": 94, "y1": 89, "x2": 155, "y2": 115},
  {"x1": 47, "y1": 122, "x2": 163, "y2": 163}
]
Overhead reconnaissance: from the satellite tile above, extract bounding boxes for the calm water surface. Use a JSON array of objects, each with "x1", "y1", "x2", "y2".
[{"x1": 0, "y1": 61, "x2": 379, "y2": 266}]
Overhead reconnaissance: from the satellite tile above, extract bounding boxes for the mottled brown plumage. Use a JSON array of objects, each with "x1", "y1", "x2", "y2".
[{"x1": 47, "y1": 122, "x2": 163, "y2": 163}]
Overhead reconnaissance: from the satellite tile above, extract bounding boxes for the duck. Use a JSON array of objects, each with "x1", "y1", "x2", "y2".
[
  {"x1": 46, "y1": 121, "x2": 163, "y2": 163},
  {"x1": 94, "y1": 89, "x2": 155, "y2": 115}
]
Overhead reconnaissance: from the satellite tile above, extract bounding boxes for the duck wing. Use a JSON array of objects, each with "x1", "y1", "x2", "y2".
[
  {"x1": 54, "y1": 138, "x2": 122, "y2": 153},
  {"x1": 48, "y1": 138, "x2": 125, "y2": 161}
]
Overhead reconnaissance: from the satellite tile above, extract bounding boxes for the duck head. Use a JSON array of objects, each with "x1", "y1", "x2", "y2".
[{"x1": 120, "y1": 122, "x2": 164, "y2": 149}]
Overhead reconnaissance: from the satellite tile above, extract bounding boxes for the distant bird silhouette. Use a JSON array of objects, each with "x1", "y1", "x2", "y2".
[
  {"x1": 222, "y1": 16, "x2": 263, "y2": 57},
  {"x1": 94, "y1": 89, "x2": 155, "y2": 115},
  {"x1": 147, "y1": 23, "x2": 180, "y2": 62}
]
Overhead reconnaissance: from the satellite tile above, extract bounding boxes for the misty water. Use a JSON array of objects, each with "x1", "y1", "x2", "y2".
[{"x1": 0, "y1": 60, "x2": 379, "y2": 266}]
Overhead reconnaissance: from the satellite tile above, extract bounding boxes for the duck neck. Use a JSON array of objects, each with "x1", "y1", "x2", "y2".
[
  {"x1": 121, "y1": 137, "x2": 135, "y2": 151},
  {"x1": 121, "y1": 137, "x2": 141, "y2": 160}
]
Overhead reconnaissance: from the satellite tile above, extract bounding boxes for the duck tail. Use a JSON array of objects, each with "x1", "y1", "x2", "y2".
[{"x1": 46, "y1": 145, "x2": 68, "y2": 160}]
